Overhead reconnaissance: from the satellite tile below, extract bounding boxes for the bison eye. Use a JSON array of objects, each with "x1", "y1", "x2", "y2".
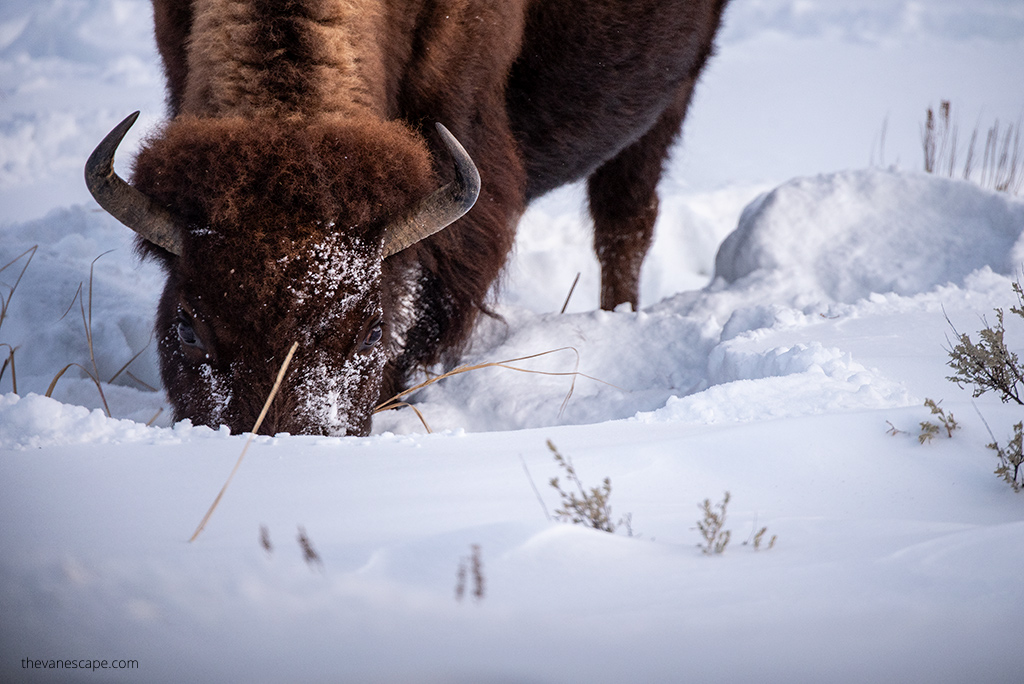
[
  {"x1": 176, "y1": 316, "x2": 203, "y2": 350},
  {"x1": 358, "y1": 317, "x2": 383, "y2": 353}
]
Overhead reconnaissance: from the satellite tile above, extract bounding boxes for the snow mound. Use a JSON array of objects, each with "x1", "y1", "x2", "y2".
[
  {"x1": 0, "y1": 393, "x2": 230, "y2": 449},
  {"x1": 377, "y1": 170, "x2": 1024, "y2": 433},
  {"x1": 640, "y1": 342, "x2": 909, "y2": 425},
  {"x1": 714, "y1": 168, "x2": 1024, "y2": 303}
]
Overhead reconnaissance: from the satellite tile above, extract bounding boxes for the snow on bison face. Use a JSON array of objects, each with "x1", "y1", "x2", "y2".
[
  {"x1": 156, "y1": 230, "x2": 388, "y2": 436},
  {"x1": 86, "y1": 113, "x2": 479, "y2": 436}
]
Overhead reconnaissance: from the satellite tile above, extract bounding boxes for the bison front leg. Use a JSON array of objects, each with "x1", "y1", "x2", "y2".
[{"x1": 587, "y1": 88, "x2": 693, "y2": 311}]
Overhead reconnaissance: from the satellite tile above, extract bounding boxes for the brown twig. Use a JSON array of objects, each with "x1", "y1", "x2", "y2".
[
  {"x1": 189, "y1": 341, "x2": 299, "y2": 543},
  {"x1": 372, "y1": 347, "x2": 620, "y2": 428},
  {"x1": 560, "y1": 272, "x2": 581, "y2": 314}
]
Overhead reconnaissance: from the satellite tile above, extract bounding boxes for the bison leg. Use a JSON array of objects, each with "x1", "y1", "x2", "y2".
[{"x1": 587, "y1": 88, "x2": 693, "y2": 311}]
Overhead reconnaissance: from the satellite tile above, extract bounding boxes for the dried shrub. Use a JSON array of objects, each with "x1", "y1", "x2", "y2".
[
  {"x1": 945, "y1": 284, "x2": 1024, "y2": 406},
  {"x1": 751, "y1": 526, "x2": 777, "y2": 551},
  {"x1": 944, "y1": 280, "x2": 1024, "y2": 491},
  {"x1": 297, "y1": 526, "x2": 323, "y2": 568},
  {"x1": 697, "y1": 491, "x2": 731, "y2": 555},
  {"x1": 546, "y1": 439, "x2": 630, "y2": 534},
  {"x1": 455, "y1": 544, "x2": 485, "y2": 602},
  {"x1": 919, "y1": 398, "x2": 960, "y2": 443},
  {"x1": 991, "y1": 422, "x2": 1024, "y2": 492}
]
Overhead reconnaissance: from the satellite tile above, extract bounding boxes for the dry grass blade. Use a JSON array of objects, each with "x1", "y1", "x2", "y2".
[
  {"x1": 1, "y1": 344, "x2": 17, "y2": 393},
  {"x1": 921, "y1": 102, "x2": 1023, "y2": 195},
  {"x1": 108, "y1": 340, "x2": 152, "y2": 384},
  {"x1": 297, "y1": 526, "x2": 323, "y2": 568},
  {"x1": 189, "y1": 341, "x2": 299, "y2": 543},
  {"x1": 0, "y1": 245, "x2": 38, "y2": 334},
  {"x1": 560, "y1": 272, "x2": 581, "y2": 314},
  {"x1": 78, "y1": 281, "x2": 111, "y2": 416},
  {"x1": 83, "y1": 253, "x2": 114, "y2": 415},
  {"x1": 45, "y1": 363, "x2": 78, "y2": 397},
  {"x1": 56, "y1": 254, "x2": 116, "y2": 415},
  {"x1": 1, "y1": 248, "x2": 36, "y2": 394},
  {"x1": 382, "y1": 400, "x2": 433, "y2": 433},
  {"x1": 125, "y1": 370, "x2": 159, "y2": 392},
  {"x1": 373, "y1": 347, "x2": 619, "y2": 425},
  {"x1": 45, "y1": 361, "x2": 109, "y2": 410},
  {"x1": 519, "y1": 453, "x2": 552, "y2": 522}
]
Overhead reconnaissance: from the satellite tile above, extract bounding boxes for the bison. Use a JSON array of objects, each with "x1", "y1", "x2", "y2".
[{"x1": 85, "y1": 0, "x2": 730, "y2": 436}]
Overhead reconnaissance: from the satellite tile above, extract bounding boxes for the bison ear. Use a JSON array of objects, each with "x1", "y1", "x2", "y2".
[
  {"x1": 85, "y1": 112, "x2": 185, "y2": 257},
  {"x1": 380, "y1": 123, "x2": 481, "y2": 258}
]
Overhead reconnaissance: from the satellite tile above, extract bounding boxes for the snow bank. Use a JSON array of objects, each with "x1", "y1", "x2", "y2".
[
  {"x1": 715, "y1": 169, "x2": 1024, "y2": 302},
  {"x1": 0, "y1": 392, "x2": 231, "y2": 449},
  {"x1": 378, "y1": 170, "x2": 1023, "y2": 434}
]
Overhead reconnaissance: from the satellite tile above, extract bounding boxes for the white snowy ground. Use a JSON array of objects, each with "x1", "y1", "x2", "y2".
[{"x1": 3, "y1": 1, "x2": 1024, "y2": 683}]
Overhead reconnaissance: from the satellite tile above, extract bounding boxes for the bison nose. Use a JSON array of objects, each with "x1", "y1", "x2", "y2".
[{"x1": 255, "y1": 391, "x2": 371, "y2": 437}]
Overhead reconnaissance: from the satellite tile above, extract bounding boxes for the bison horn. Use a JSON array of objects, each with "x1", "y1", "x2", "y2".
[
  {"x1": 381, "y1": 123, "x2": 481, "y2": 258},
  {"x1": 85, "y1": 112, "x2": 184, "y2": 256}
]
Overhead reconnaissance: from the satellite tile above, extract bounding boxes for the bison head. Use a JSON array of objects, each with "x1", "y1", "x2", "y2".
[{"x1": 86, "y1": 112, "x2": 479, "y2": 436}]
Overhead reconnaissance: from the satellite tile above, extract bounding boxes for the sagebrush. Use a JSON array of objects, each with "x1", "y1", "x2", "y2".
[
  {"x1": 919, "y1": 398, "x2": 960, "y2": 443},
  {"x1": 546, "y1": 439, "x2": 628, "y2": 534},
  {"x1": 990, "y1": 421, "x2": 1024, "y2": 492},
  {"x1": 944, "y1": 280, "x2": 1024, "y2": 490},
  {"x1": 455, "y1": 544, "x2": 485, "y2": 602},
  {"x1": 697, "y1": 492, "x2": 731, "y2": 555}
]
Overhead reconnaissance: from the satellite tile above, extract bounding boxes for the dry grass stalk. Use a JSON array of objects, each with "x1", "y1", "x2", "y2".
[
  {"x1": 752, "y1": 526, "x2": 777, "y2": 551},
  {"x1": 189, "y1": 341, "x2": 299, "y2": 543},
  {"x1": 547, "y1": 439, "x2": 619, "y2": 533},
  {"x1": 869, "y1": 115, "x2": 888, "y2": 168},
  {"x1": 45, "y1": 361, "x2": 110, "y2": 413},
  {"x1": 373, "y1": 346, "x2": 616, "y2": 432},
  {"x1": 922, "y1": 101, "x2": 1023, "y2": 195},
  {"x1": 0, "y1": 245, "x2": 37, "y2": 333},
  {"x1": 38, "y1": 252, "x2": 154, "y2": 409},
  {"x1": 125, "y1": 370, "x2": 159, "y2": 392},
  {"x1": 455, "y1": 544, "x2": 484, "y2": 601},
  {"x1": 921, "y1": 101, "x2": 951, "y2": 174},
  {"x1": 297, "y1": 526, "x2": 322, "y2": 567},
  {"x1": 560, "y1": 272, "x2": 581, "y2": 314},
  {"x1": 697, "y1": 491, "x2": 731, "y2": 555},
  {"x1": 520, "y1": 453, "x2": 552, "y2": 521},
  {"x1": 1, "y1": 344, "x2": 17, "y2": 394},
  {"x1": 108, "y1": 342, "x2": 153, "y2": 386},
  {"x1": 377, "y1": 399, "x2": 433, "y2": 432},
  {"x1": 81, "y1": 254, "x2": 112, "y2": 411},
  {"x1": 49, "y1": 254, "x2": 116, "y2": 415},
  {"x1": 0, "y1": 246, "x2": 37, "y2": 393}
]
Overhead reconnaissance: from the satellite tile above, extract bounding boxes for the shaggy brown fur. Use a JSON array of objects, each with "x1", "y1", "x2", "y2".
[{"x1": 130, "y1": 0, "x2": 729, "y2": 435}]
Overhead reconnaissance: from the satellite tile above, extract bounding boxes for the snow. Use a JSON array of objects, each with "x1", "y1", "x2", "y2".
[{"x1": 3, "y1": 1, "x2": 1024, "y2": 682}]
